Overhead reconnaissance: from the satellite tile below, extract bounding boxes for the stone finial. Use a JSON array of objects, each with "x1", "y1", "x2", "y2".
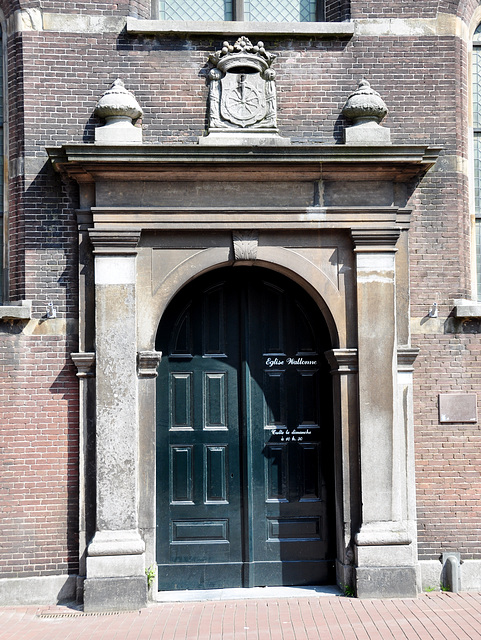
[
  {"x1": 94, "y1": 78, "x2": 143, "y2": 144},
  {"x1": 342, "y1": 79, "x2": 391, "y2": 145}
]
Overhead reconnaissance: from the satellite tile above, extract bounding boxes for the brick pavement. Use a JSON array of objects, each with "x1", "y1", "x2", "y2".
[{"x1": 0, "y1": 592, "x2": 480, "y2": 640}]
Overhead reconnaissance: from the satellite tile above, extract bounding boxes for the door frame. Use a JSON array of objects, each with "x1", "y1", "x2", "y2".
[{"x1": 144, "y1": 251, "x2": 354, "y2": 592}]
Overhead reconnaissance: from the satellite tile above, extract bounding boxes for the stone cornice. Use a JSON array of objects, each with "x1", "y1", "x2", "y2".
[
  {"x1": 325, "y1": 348, "x2": 358, "y2": 374},
  {"x1": 137, "y1": 351, "x2": 162, "y2": 378},
  {"x1": 48, "y1": 143, "x2": 441, "y2": 168},
  {"x1": 47, "y1": 144, "x2": 441, "y2": 185},
  {"x1": 397, "y1": 347, "x2": 420, "y2": 371},
  {"x1": 71, "y1": 352, "x2": 96, "y2": 378},
  {"x1": 126, "y1": 14, "x2": 469, "y2": 40},
  {"x1": 89, "y1": 229, "x2": 141, "y2": 255},
  {"x1": 351, "y1": 228, "x2": 401, "y2": 251},
  {"x1": 8, "y1": 12, "x2": 469, "y2": 41}
]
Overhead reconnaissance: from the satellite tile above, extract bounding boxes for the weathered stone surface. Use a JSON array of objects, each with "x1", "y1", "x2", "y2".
[
  {"x1": 83, "y1": 576, "x2": 147, "y2": 612},
  {"x1": 438, "y1": 393, "x2": 477, "y2": 423},
  {"x1": 356, "y1": 566, "x2": 417, "y2": 598},
  {"x1": 0, "y1": 575, "x2": 76, "y2": 606},
  {"x1": 344, "y1": 121, "x2": 391, "y2": 145},
  {"x1": 0, "y1": 300, "x2": 32, "y2": 320}
]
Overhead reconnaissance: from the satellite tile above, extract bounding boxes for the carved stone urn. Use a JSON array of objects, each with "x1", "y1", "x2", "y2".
[
  {"x1": 94, "y1": 78, "x2": 143, "y2": 144},
  {"x1": 342, "y1": 79, "x2": 391, "y2": 145},
  {"x1": 199, "y1": 36, "x2": 290, "y2": 146}
]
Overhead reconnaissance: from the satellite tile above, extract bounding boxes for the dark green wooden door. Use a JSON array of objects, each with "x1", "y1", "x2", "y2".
[{"x1": 156, "y1": 267, "x2": 335, "y2": 590}]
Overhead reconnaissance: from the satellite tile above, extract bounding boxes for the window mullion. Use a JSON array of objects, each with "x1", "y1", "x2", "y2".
[{"x1": 234, "y1": 0, "x2": 245, "y2": 21}]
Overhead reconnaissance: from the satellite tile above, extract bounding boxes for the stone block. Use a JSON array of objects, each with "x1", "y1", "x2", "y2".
[
  {"x1": 438, "y1": 393, "x2": 477, "y2": 423},
  {"x1": 83, "y1": 576, "x2": 148, "y2": 612},
  {"x1": 344, "y1": 122, "x2": 391, "y2": 145},
  {"x1": 86, "y1": 553, "x2": 145, "y2": 578},
  {"x1": 0, "y1": 575, "x2": 76, "y2": 606},
  {"x1": 356, "y1": 566, "x2": 417, "y2": 598},
  {"x1": 0, "y1": 300, "x2": 32, "y2": 320},
  {"x1": 198, "y1": 132, "x2": 291, "y2": 146},
  {"x1": 356, "y1": 544, "x2": 415, "y2": 567},
  {"x1": 95, "y1": 123, "x2": 142, "y2": 144}
]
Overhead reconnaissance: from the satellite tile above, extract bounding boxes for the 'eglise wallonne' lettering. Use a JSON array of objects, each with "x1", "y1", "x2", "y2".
[{"x1": 265, "y1": 357, "x2": 318, "y2": 367}]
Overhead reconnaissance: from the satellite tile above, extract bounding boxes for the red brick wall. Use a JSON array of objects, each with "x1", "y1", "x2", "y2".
[
  {"x1": 0, "y1": 334, "x2": 79, "y2": 577},
  {"x1": 1, "y1": 0, "x2": 481, "y2": 578},
  {"x1": 414, "y1": 335, "x2": 481, "y2": 560}
]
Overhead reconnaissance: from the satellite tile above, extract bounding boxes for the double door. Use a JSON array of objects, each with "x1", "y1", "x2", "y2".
[{"x1": 156, "y1": 267, "x2": 334, "y2": 589}]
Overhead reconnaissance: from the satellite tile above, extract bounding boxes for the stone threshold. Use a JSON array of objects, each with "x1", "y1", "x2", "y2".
[{"x1": 154, "y1": 585, "x2": 342, "y2": 602}]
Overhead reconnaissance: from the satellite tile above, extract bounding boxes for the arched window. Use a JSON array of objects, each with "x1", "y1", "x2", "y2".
[
  {"x1": 473, "y1": 24, "x2": 481, "y2": 299},
  {"x1": 158, "y1": 0, "x2": 322, "y2": 22}
]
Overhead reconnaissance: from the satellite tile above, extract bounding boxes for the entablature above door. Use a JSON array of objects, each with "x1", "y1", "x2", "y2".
[
  {"x1": 47, "y1": 143, "x2": 440, "y2": 232},
  {"x1": 86, "y1": 205, "x2": 411, "y2": 231}
]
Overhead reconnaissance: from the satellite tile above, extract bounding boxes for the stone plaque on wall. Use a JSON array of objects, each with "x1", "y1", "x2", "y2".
[{"x1": 438, "y1": 393, "x2": 477, "y2": 423}]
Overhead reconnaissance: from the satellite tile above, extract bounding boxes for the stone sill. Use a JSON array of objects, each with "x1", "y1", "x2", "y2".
[
  {"x1": 0, "y1": 300, "x2": 32, "y2": 320},
  {"x1": 453, "y1": 299, "x2": 481, "y2": 318},
  {"x1": 126, "y1": 17, "x2": 355, "y2": 38}
]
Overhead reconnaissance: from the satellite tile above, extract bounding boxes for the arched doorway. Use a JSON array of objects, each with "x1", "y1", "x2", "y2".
[{"x1": 155, "y1": 266, "x2": 336, "y2": 590}]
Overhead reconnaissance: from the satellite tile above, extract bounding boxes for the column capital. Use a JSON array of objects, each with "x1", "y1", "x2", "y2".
[
  {"x1": 137, "y1": 351, "x2": 162, "y2": 378},
  {"x1": 351, "y1": 228, "x2": 400, "y2": 252},
  {"x1": 325, "y1": 348, "x2": 358, "y2": 374},
  {"x1": 71, "y1": 352, "x2": 96, "y2": 377},
  {"x1": 89, "y1": 228, "x2": 141, "y2": 255},
  {"x1": 397, "y1": 347, "x2": 420, "y2": 372}
]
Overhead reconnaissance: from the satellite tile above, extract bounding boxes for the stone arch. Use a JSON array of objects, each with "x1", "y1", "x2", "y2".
[
  {"x1": 443, "y1": 0, "x2": 481, "y2": 22},
  {"x1": 146, "y1": 246, "x2": 346, "y2": 353}
]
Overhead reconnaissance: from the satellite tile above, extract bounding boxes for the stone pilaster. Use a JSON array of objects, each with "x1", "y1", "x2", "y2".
[
  {"x1": 137, "y1": 349, "x2": 162, "y2": 593},
  {"x1": 83, "y1": 228, "x2": 148, "y2": 612},
  {"x1": 397, "y1": 346, "x2": 421, "y2": 588},
  {"x1": 71, "y1": 352, "x2": 96, "y2": 599},
  {"x1": 325, "y1": 348, "x2": 359, "y2": 591},
  {"x1": 351, "y1": 229, "x2": 417, "y2": 598}
]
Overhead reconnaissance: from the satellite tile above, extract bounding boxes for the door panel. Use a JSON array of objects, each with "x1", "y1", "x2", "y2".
[{"x1": 156, "y1": 267, "x2": 334, "y2": 590}]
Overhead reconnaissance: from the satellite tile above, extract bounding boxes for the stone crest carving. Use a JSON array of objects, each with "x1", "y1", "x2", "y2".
[{"x1": 200, "y1": 37, "x2": 289, "y2": 146}]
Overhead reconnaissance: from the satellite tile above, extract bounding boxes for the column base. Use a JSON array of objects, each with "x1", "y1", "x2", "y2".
[
  {"x1": 356, "y1": 566, "x2": 417, "y2": 598},
  {"x1": 83, "y1": 576, "x2": 148, "y2": 612}
]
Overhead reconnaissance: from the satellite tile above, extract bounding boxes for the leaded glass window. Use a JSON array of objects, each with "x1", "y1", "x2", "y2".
[
  {"x1": 159, "y1": 0, "x2": 320, "y2": 21},
  {"x1": 473, "y1": 25, "x2": 481, "y2": 299},
  {"x1": 159, "y1": 0, "x2": 233, "y2": 21}
]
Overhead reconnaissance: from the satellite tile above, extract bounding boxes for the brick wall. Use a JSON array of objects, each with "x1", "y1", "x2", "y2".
[
  {"x1": 0, "y1": 333, "x2": 79, "y2": 577},
  {"x1": 1, "y1": 0, "x2": 481, "y2": 579},
  {"x1": 414, "y1": 335, "x2": 481, "y2": 560}
]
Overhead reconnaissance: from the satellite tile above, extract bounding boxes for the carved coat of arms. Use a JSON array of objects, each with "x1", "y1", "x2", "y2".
[{"x1": 204, "y1": 36, "x2": 279, "y2": 136}]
